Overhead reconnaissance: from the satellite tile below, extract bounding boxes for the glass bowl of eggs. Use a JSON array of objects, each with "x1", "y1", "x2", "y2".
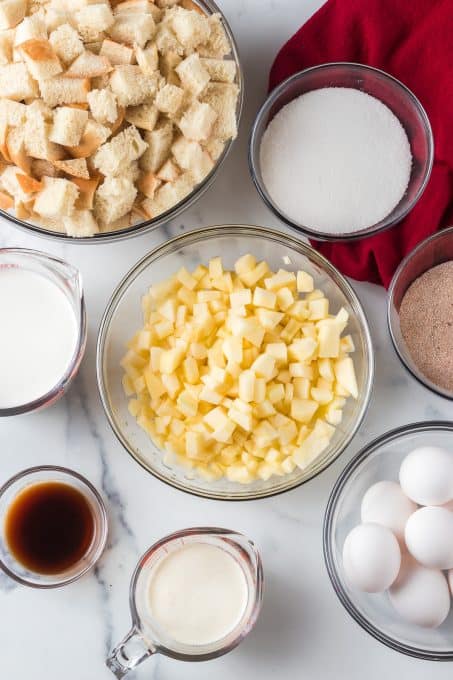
[
  {"x1": 97, "y1": 224, "x2": 374, "y2": 500},
  {"x1": 249, "y1": 62, "x2": 433, "y2": 241},
  {"x1": 324, "y1": 421, "x2": 453, "y2": 660}
]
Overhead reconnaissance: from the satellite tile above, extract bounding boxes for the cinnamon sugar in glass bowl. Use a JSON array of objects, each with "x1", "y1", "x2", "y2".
[{"x1": 388, "y1": 226, "x2": 453, "y2": 400}]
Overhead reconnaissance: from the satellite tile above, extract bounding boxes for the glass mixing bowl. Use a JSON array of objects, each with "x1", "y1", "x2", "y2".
[
  {"x1": 324, "y1": 421, "x2": 453, "y2": 660},
  {"x1": 97, "y1": 225, "x2": 374, "y2": 500},
  {"x1": 388, "y1": 226, "x2": 453, "y2": 400},
  {"x1": 249, "y1": 63, "x2": 433, "y2": 242},
  {"x1": 0, "y1": 0, "x2": 243, "y2": 244}
]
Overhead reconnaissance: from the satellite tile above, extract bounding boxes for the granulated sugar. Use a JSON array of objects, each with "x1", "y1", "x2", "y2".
[
  {"x1": 399, "y1": 261, "x2": 453, "y2": 392},
  {"x1": 260, "y1": 87, "x2": 412, "y2": 234}
]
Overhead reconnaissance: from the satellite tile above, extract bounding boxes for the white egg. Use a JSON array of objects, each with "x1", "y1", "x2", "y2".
[
  {"x1": 342, "y1": 523, "x2": 401, "y2": 593},
  {"x1": 405, "y1": 506, "x2": 453, "y2": 569},
  {"x1": 399, "y1": 446, "x2": 453, "y2": 506},
  {"x1": 389, "y1": 555, "x2": 450, "y2": 628},
  {"x1": 361, "y1": 480, "x2": 417, "y2": 543}
]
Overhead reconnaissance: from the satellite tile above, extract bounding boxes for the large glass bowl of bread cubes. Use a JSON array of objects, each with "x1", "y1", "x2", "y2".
[
  {"x1": 97, "y1": 225, "x2": 374, "y2": 500},
  {"x1": 0, "y1": 0, "x2": 243, "y2": 242}
]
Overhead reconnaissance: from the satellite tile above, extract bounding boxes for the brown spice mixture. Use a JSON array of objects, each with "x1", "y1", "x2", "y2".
[{"x1": 399, "y1": 261, "x2": 453, "y2": 392}]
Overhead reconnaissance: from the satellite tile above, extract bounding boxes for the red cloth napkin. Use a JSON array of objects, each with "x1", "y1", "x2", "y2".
[{"x1": 269, "y1": 0, "x2": 453, "y2": 287}]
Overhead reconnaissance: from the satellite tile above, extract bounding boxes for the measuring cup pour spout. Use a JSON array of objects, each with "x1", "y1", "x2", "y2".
[{"x1": 106, "y1": 626, "x2": 155, "y2": 679}]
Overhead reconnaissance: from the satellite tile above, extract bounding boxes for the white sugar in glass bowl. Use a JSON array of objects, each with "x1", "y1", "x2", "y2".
[
  {"x1": 324, "y1": 421, "x2": 453, "y2": 660},
  {"x1": 249, "y1": 63, "x2": 433, "y2": 241},
  {"x1": 97, "y1": 225, "x2": 374, "y2": 500}
]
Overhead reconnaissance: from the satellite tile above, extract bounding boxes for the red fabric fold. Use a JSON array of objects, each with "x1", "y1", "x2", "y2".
[{"x1": 269, "y1": 0, "x2": 453, "y2": 287}]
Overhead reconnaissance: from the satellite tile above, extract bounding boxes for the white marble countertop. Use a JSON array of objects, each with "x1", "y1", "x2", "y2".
[{"x1": 0, "y1": 1, "x2": 451, "y2": 678}]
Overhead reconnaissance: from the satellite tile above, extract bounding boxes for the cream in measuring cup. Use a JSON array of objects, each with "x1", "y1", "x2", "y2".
[{"x1": 106, "y1": 528, "x2": 263, "y2": 678}]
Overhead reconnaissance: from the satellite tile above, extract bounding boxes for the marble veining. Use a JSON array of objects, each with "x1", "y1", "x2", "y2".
[{"x1": 1, "y1": 1, "x2": 452, "y2": 679}]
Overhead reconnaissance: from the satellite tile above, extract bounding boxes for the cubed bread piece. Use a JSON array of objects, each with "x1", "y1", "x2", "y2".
[
  {"x1": 142, "y1": 170, "x2": 193, "y2": 217},
  {"x1": 34, "y1": 176, "x2": 79, "y2": 217},
  {"x1": 158, "y1": 49, "x2": 181, "y2": 78},
  {"x1": 108, "y1": 13, "x2": 155, "y2": 48},
  {"x1": 156, "y1": 158, "x2": 179, "y2": 182},
  {"x1": 178, "y1": 100, "x2": 216, "y2": 141},
  {"x1": 91, "y1": 73, "x2": 110, "y2": 90},
  {"x1": 114, "y1": 0, "x2": 153, "y2": 13},
  {"x1": 202, "y1": 136, "x2": 224, "y2": 161},
  {"x1": 0, "y1": 30, "x2": 14, "y2": 64},
  {"x1": 137, "y1": 170, "x2": 160, "y2": 198},
  {"x1": 15, "y1": 173, "x2": 42, "y2": 195},
  {"x1": 99, "y1": 38, "x2": 133, "y2": 65},
  {"x1": 122, "y1": 159, "x2": 140, "y2": 183},
  {"x1": 135, "y1": 44, "x2": 158, "y2": 74},
  {"x1": 201, "y1": 81, "x2": 238, "y2": 140},
  {"x1": 19, "y1": 39, "x2": 63, "y2": 80},
  {"x1": 72, "y1": 175, "x2": 99, "y2": 209},
  {"x1": 93, "y1": 124, "x2": 148, "y2": 176},
  {"x1": 39, "y1": 76, "x2": 90, "y2": 107},
  {"x1": 124, "y1": 103, "x2": 158, "y2": 131},
  {"x1": 200, "y1": 57, "x2": 236, "y2": 83},
  {"x1": 0, "y1": 119, "x2": 8, "y2": 161},
  {"x1": 75, "y1": 4, "x2": 114, "y2": 42},
  {"x1": 49, "y1": 24, "x2": 84, "y2": 64},
  {"x1": 140, "y1": 121, "x2": 173, "y2": 172},
  {"x1": 87, "y1": 87, "x2": 118, "y2": 124},
  {"x1": 14, "y1": 12, "x2": 47, "y2": 47},
  {"x1": 1, "y1": 166, "x2": 33, "y2": 202},
  {"x1": 94, "y1": 175, "x2": 137, "y2": 224},
  {"x1": 110, "y1": 65, "x2": 161, "y2": 106},
  {"x1": 155, "y1": 83, "x2": 184, "y2": 115},
  {"x1": 0, "y1": 62, "x2": 39, "y2": 100},
  {"x1": 171, "y1": 7, "x2": 210, "y2": 49},
  {"x1": 0, "y1": 99, "x2": 27, "y2": 126},
  {"x1": 0, "y1": 190, "x2": 14, "y2": 210},
  {"x1": 31, "y1": 158, "x2": 62, "y2": 179},
  {"x1": 0, "y1": 0, "x2": 26, "y2": 30},
  {"x1": 175, "y1": 53, "x2": 209, "y2": 96},
  {"x1": 154, "y1": 22, "x2": 183, "y2": 55},
  {"x1": 49, "y1": 106, "x2": 88, "y2": 146},
  {"x1": 27, "y1": 98, "x2": 53, "y2": 121},
  {"x1": 190, "y1": 148, "x2": 213, "y2": 182},
  {"x1": 63, "y1": 208, "x2": 99, "y2": 236},
  {"x1": 53, "y1": 157, "x2": 90, "y2": 179},
  {"x1": 197, "y1": 13, "x2": 230, "y2": 58},
  {"x1": 44, "y1": 7, "x2": 71, "y2": 33},
  {"x1": 171, "y1": 135, "x2": 202, "y2": 170},
  {"x1": 24, "y1": 107, "x2": 64, "y2": 161},
  {"x1": 6, "y1": 126, "x2": 31, "y2": 173},
  {"x1": 67, "y1": 118, "x2": 110, "y2": 157},
  {"x1": 66, "y1": 50, "x2": 112, "y2": 78}
]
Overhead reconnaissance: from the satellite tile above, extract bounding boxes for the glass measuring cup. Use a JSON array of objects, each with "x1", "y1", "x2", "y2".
[
  {"x1": 0, "y1": 248, "x2": 86, "y2": 416},
  {"x1": 106, "y1": 527, "x2": 263, "y2": 677}
]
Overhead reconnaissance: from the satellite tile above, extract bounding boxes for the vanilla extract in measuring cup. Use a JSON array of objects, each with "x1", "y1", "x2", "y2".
[{"x1": 5, "y1": 481, "x2": 95, "y2": 574}]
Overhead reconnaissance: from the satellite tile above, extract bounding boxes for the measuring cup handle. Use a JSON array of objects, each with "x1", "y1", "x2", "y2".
[{"x1": 106, "y1": 625, "x2": 155, "y2": 678}]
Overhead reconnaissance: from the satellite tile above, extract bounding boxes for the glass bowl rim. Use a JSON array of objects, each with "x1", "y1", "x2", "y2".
[
  {"x1": 323, "y1": 419, "x2": 453, "y2": 661},
  {"x1": 0, "y1": 247, "x2": 87, "y2": 417},
  {"x1": 96, "y1": 223, "x2": 374, "y2": 501},
  {"x1": 0, "y1": 465, "x2": 108, "y2": 588},
  {"x1": 0, "y1": 0, "x2": 244, "y2": 244},
  {"x1": 387, "y1": 225, "x2": 453, "y2": 402},
  {"x1": 248, "y1": 61, "x2": 434, "y2": 243}
]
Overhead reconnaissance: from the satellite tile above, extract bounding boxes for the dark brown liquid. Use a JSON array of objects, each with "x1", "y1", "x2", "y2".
[{"x1": 5, "y1": 481, "x2": 95, "y2": 574}]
